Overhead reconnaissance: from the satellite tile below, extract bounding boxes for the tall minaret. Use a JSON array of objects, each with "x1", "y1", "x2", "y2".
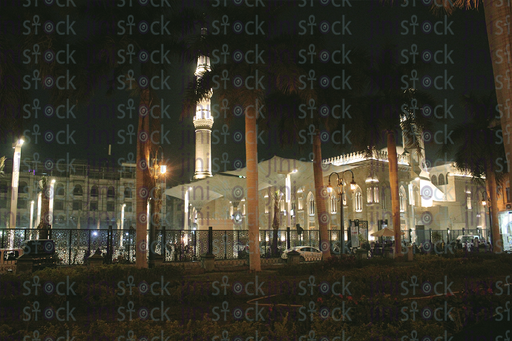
[{"x1": 193, "y1": 28, "x2": 214, "y2": 180}]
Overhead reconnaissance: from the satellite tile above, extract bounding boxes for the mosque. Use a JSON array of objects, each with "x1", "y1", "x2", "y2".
[{"x1": 165, "y1": 41, "x2": 512, "y2": 252}]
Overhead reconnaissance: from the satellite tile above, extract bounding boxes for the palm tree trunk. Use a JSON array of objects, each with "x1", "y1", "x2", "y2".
[
  {"x1": 38, "y1": 186, "x2": 51, "y2": 239},
  {"x1": 387, "y1": 130, "x2": 402, "y2": 258},
  {"x1": 272, "y1": 194, "x2": 279, "y2": 257},
  {"x1": 486, "y1": 163, "x2": 503, "y2": 253},
  {"x1": 136, "y1": 88, "x2": 151, "y2": 268},
  {"x1": 313, "y1": 130, "x2": 331, "y2": 260},
  {"x1": 246, "y1": 105, "x2": 261, "y2": 272},
  {"x1": 484, "y1": 0, "x2": 512, "y2": 200}
]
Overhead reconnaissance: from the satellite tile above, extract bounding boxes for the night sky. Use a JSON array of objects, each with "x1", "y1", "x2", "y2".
[{"x1": 0, "y1": 0, "x2": 493, "y2": 185}]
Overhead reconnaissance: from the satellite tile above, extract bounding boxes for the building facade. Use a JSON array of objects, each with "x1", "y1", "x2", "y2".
[{"x1": 0, "y1": 159, "x2": 170, "y2": 230}]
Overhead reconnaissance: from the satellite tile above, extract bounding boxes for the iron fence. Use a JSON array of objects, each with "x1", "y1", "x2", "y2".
[{"x1": 0, "y1": 227, "x2": 491, "y2": 265}]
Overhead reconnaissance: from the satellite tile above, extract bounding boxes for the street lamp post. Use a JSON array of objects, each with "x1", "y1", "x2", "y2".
[
  {"x1": 49, "y1": 179, "x2": 56, "y2": 228},
  {"x1": 328, "y1": 170, "x2": 356, "y2": 255},
  {"x1": 148, "y1": 147, "x2": 166, "y2": 267},
  {"x1": 482, "y1": 191, "x2": 492, "y2": 246}
]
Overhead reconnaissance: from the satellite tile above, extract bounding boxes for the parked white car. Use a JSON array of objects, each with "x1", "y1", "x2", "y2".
[
  {"x1": 281, "y1": 246, "x2": 323, "y2": 262},
  {"x1": 456, "y1": 235, "x2": 482, "y2": 249}
]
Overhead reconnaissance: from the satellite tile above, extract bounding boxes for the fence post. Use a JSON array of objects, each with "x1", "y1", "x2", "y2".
[
  {"x1": 224, "y1": 231, "x2": 227, "y2": 259},
  {"x1": 161, "y1": 225, "x2": 166, "y2": 261},
  {"x1": 208, "y1": 226, "x2": 213, "y2": 255},
  {"x1": 287, "y1": 227, "x2": 291, "y2": 250},
  {"x1": 88, "y1": 229, "x2": 92, "y2": 258},
  {"x1": 107, "y1": 225, "x2": 113, "y2": 264},
  {"x1": 68, "y1": 230, "x2": 72, "y2": 265}
]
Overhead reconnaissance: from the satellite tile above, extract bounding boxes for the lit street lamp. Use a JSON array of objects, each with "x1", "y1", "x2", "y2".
[{"x1": 327, "y1": 170, "x2": 356, "y2": 255}]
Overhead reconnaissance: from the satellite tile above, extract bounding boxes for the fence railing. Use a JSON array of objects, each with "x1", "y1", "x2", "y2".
[{"x1": 0, "y1": 228, "x2": 490, "y2": 265}]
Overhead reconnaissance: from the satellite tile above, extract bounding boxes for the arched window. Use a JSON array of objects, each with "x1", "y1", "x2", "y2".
[
  {"x1": 107, "y1": 186, "x2": 115, "y2": 198},
  {"x1": 354, "y1": 189, "x2": 362, "y2": 212},
  {"x1": 124, "y1": 187, "x2": 132, "y2": 198},
  {"x1": 0, "y1": 181, "x2": 7, "y2": 193},
  {"x1": 467, "y1": 191, "x2": 472, "y2": 210},
  {"x1": 330, "y1": 195, "x2": 337, "y2": 213},
  {"x1": 56, "y1": 184, "x2": 65, "y2": 196},
  {"x1": 445, "y1": 172, "x2": 449, "y2": 185},
  {"x1": 19, "y1": 181, "x2": 29, "y2": 194},
  {"x1": 297, "y1": 188, "x2": 304, "y2": 211},
  {"x1": 438, "y1": 174, "x2": 445, "y2": 186},
  {"x1": 431, "y1": 175, "x2": 438, "y2": 186},
  {"x1": 73, "y1": 184, "x2": 83, "y2": 196},
  {"x1": 90, "y1": 185, "x2": 98, "y2": 197},
  {"x1": 367, "y1": 186, "x2": 379, "y2": 204},
  {"x1": 399, "y1": 186, "x2": 407, "y2": 212},
  {"x1": 381, "y1": 185, "x2": 389, "y2": 210},
  {"x1": 353, "y1": 186, "x2": 363, "y2": 212},
  {"x1": 308, "y1": 192, "x2": 315, "y2": 216}
]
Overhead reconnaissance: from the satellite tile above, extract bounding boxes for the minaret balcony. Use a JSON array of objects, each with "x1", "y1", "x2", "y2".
[{"x1": 193, "y1": 117, "x2": 214, "y2": 129}]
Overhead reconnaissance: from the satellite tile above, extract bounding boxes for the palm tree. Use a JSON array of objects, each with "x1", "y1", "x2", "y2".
[
  {"x1": 261, "y1": 44, "x2": 369, "y2": 260},
  {"x1": 183, "y1": 5, "x2": 316, "y2": 272},
  {"x1": 37, "y1": 176, "x2": 51, "y2": 239},
  {"x1": 347, "y1": 46, "x2": 436, "y2": 259},
  {"x1": 386, "y1": 0, "x2": 512, "y2": 210},
  {"x1": 37, "y1": 2, "x2": 199, "y2": 268},
  {"x1": 442, "y1": 91, "x2": 504, "y2": 253}
]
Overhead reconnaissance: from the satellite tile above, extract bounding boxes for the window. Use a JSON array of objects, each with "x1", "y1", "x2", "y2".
[
  {"x1": 90, "y1": 185, "x2": 98, "y2": 197},
  {"x1": 355, "y1": 190, "x2": 362, "y2": 212},
  {"x1": 438, "y1": 174, "x2": 445, "y2": 186},
  {"x1": 124, "y1": 187, "x2": 132, "y2": 198},
  {"x1": 431, "y1": 175, "x2": 438, "y2": 186},
  {"x1": 125, "y1": 202, "x2": 132, "y2": 212},
  {"x1": 107, "y1": 202, "x2": 115, "y2": 212},
  {"x1": 330, "y1": 196, "x2": 337, "y2": 213},
  {"x1": 381, "y1": 187, "x2": 389, "y2": 210},
  {"x1": 19, "y1": 181, "x2": 29, "y2": 194},
  {"x1": 73, "y1": 185, "x2": 83, "y2": 196},
  {"x1": 0, "y1": 181, "x2": 7, "y2": 193},
  {"x1": 56, "y1": 184, "x2": 65, "y2": 196},
  {"x1": 297, "y1": 188, "x2": 304, "y2": 210},
  {"x1": 367, "y1": 186, "x2": 379, "y2": 204},
  {"x1": 90, "y1": 202, "x2": 98, "y2": 211},
  {"x1": 309, "y1": 194, "x2": 315, "y2": 215},
  {"x1": 54, "y1": 200, "x2": 64, "y2": 211},
  {"x1": 73, "y1": 201, "x2": 81, "y2": 211},
  {"x1": 467, "y1": 192, "x2": 472, "y2": 210},
  {"x1": 399, "y1": 187, "x2": 406, "y2": 212},
  {"x1": 264, "y1": 194, "x2": 269, "y2": 214},
  {"x1": 107, "y1": 186, "x2": 115, "y2": 198},
  {"x1": 17, "y1": 199, "x2": 27, "y2": 209}
]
